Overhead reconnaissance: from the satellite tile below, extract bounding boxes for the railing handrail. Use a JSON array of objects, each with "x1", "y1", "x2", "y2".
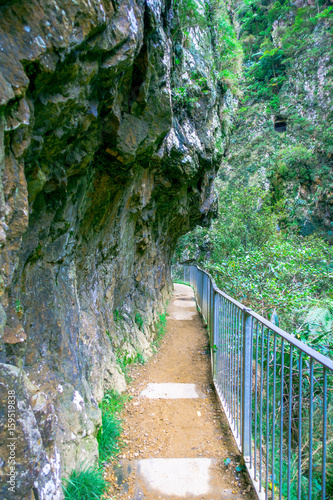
[
  {"x1": 188, "y1": 264, "x2": 333, "y2": 371},
  {"x1": 180, "y1": 262, "x2": 332, "y2": 500}
]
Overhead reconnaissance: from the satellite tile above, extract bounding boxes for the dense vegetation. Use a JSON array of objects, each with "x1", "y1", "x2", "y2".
[
  {"x1": 174, "y1": 182, "x2": 333, "y2": 358},
  {"x1": 174, "y1": 0, "x2": 333, "y2": 359}
]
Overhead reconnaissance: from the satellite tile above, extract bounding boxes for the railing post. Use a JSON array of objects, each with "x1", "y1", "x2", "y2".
[
  {"x1": 213, "y1": 291, "x2": 219, "y2": 382},
  {"x1": 183, "y1": 265, "x2": 186, "y2": 283},
  {"x1": 242, "y1": 308, "x2": 253, "y2": 462}
]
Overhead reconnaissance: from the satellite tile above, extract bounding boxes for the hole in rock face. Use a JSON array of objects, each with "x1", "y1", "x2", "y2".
[
  {"x1": 24, "y1": 61, "x2": 41, "y2": 95},
  {"x1": 129, "y1": 42, "x2": 148, "y2": 114},
  {"x1": 274, "y1": 116, "x2": 287, "y2": 133}
]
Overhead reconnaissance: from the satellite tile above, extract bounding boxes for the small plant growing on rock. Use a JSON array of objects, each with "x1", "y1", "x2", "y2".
[
  {"x1": 62, "y1": 465, "x2": 106, "y2": 499},
  {"x1": 135, "y1": 312, "x2": 144, "y2": 330},
  {"x1": 98, "y1": 390, "x2": 128, "y2": 464},
  {"x1": 15, "y1": 299, "x2": 23, "y2": 318},
  {"x1": 152, "y1": 313, "x2": 167, "y2": 351}
]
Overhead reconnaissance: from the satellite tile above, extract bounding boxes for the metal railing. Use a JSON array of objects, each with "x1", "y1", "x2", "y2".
[{"x1": 182, "y1": 264, "x2": 333, "y2": 500}]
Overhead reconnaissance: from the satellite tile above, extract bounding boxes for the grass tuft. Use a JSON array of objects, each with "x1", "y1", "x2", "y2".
[
  {"x1": 152, "y1": 312, "x2": 167, "y2": 351},
  {"x1": 98, "y1": 411, "x2": 122, "y2": 463},
  {"x1": 98, "y1": 390, "x2": 128, "y2": 464},
  {"x1": 62, "y1": 465, "x2": 106, "y2": 500}
]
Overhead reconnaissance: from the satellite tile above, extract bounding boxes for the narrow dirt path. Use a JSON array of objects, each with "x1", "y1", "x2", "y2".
[{"x1": 105, "y1": 284, "x2": 256, "y2": 499}]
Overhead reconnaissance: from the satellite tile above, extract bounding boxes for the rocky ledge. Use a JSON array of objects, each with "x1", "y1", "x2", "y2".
[{"x1": 0, "y1": 0, "x2": 228, "y2": 498}]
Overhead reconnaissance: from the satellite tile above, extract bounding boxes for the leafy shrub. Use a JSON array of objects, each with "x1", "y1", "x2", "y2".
[
  {"x1": 211, "y1": 185, "x2": 278, "y2": 257},
  {"x1": 272, "y1": 145, "x2": 315, "y2": 183},
  {"x1": 207, "y1": 234, "x2": 333, "y2": 344}
]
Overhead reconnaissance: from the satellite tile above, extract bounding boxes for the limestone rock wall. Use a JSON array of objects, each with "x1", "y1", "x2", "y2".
[
  {"x1": 0, "y1": 1, "x2": 226, "y2": 498},
  {"x1": 223, "y1": 16, "x2": 333, "y2": 239}
]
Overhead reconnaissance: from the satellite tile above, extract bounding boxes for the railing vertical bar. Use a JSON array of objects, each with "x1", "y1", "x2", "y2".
[
  {"x1": 219, "y1": 295, "x2": 222, "y2": 399},
  {"x1": 249, "y1": 316, "x2": 254, "y2": 470},
  {"x1": 287, "y1": 345, "x2": 293, "y2": 500},
  {"x1": 235, "y1": 307, "x2": 239, "y2": 435},
  {"x1": 232, "y1": 303, "x2": 236, "y2": 428},
  {"x1": 228, "y1": 300, "x2": 231, "y2": 416},
  {"x1": 254, "y1": 320, "x2": 259, "y2": 480},
  {"x1": 227, "y1": 300, "x2": 230, "y2": 414},
  {"x1": 218, "y1": 294, "x2": 221, "y2": 393},
  {"x1": 222, "y1": 296, "x2": 226, "y2": 404},
  {"x1": 240, "y1": 310, "x2": 243, "y2": 458},
  {"x1": 227, "y1": 299, "x2": 230, "y2": 411},
  {"x1": 265, "y1": 328, "x2": 270, "y2": 500},
  {"x1": 202, "y1": 273, "x2": 205, "y2": 319},
  {"x1": 297, "y1": 352, "x2": 303, "y2": 500},
  {"x1": 224, "y1": 297, "x2": 228, "y2": 408},
  {"x1": 201, "y1": 271, "x2": 203, "y2": 315},
  {"x1": 211, "y1": 282, "x2": 213, "y2": 334},
  {"x1": 322, "y1": 367, "x2": 327, "y2": 500},
  {"x1": 212, "y1": 290, "x2": 218, "y2": 382},
  {"x1": 237, "y1": 308, "x2": 241, "y2": 439},
  {"x1": 259, "y1": 323, "x2": 264, "y2": 492},
  {"x1": 230, "y1": 301, "x2": 233, "y2": 419},
  {"x1": 205, "y1": 273, "x2": 208, "y2": 321},
  {"x1": 272, "y1": 333, "x2": 277, "y2": 500},
  {"x1": 235, "y1": 308, "x2": 239, "y2": 437},
  {"x1": 308, "y1": 358, "x2": 314, "y2": 500},
  {"x1": 217, "y1": 292, "x2": 220, "y2": 382},
  {"x1": 279, "y1": 339, "x2": 285, "y2": 500},
  {"x1": 241, "y1": 309, "x2": 252, "y2": 460}
]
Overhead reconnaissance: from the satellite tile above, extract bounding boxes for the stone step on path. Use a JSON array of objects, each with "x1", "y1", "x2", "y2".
[
  {"x1": 109, "y1": 284, "x2": 255, "y2": 500},
  {"x1": 133, "y1": 383, "x2": 219, "y2": 498}
]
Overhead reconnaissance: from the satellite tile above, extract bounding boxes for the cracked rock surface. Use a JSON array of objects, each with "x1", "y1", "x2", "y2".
[{"x1": 0, "y1": 1, "x2": 228, "y2": 497}]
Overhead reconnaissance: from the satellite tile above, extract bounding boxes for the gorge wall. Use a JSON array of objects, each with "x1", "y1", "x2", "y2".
[
  {"x1": 0, "y1": 1, "x2": 228, "y2": 498},
  {"x1": 223, "y1": 1, "x2": 333, "y2": 239}
]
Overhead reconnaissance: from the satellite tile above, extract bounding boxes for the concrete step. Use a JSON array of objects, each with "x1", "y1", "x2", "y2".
[
  {"x1": 114, "y1": 457, "x2": 241, "y2": 499},
  {"x1": 139, "y1": 383, "x2": 205, "y2": 399},
  {"x1": 135, "y1": 457, "x2": 215, "y2": 496}
]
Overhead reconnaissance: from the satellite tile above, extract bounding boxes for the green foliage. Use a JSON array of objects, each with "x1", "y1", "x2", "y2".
[
  {"x1": 176, "y1": 0, "x2": 208, "y2": 32},
  {"x1": 173, "y1": 0, "x2": 242, "y2": 97},
  {"x1": 207, "y1": 234, "x2": 333, "y2": 341},
  {"x1": 211, "y1": 185, "x2": 278, "y2": 256},
  {"x1": 152, "y1": 313, "x2": 167, "y2": 351},
  {"x1": 270, "y1": 145, "x2": 315, "y2": 185},
  {"x1": 237, "y1": 0, "x2": 333, "y2": 111},
  {"x1": 314, "y1": 5, "x2": 333, "y2": 20},
  {"x1": 62, "y1": 466, "x2": 106, "y2": 500},
  {"x1": 15, "y1": 299, "x2": 22, "y2": 314},
  {"x1": 174, "y1": 184, "x2": 333, "y2": 352},
  {"x1": 135, "y1": 312, "x2": 144, "y2": 331},
  {"x1": 98, "y1": 390, "x2": 127, "y2": 464},
  {"x1": 116, "y1": 347, "x2": 145, "y2": 382},
  {"x1": 211, "y1": 0, "x2": 243, "y2": 92},
  {"x1": 98, "y1": 412, "x2": 122, "y2": 463},
  {"x1": 302, "y1": 303, "x2": 333, "y2": 357},
  {"x1": 100, "y1": 390, "x2": 128, "y2": 415},
  {"x1": 113, "y1": 309, "x2": 122, "y2": 322}
]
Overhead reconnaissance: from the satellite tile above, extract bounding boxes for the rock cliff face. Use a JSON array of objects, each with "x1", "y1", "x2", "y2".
[
  {"x1": 223, "y1": 10, "x2": 333, "y2": 239},
  {"x1": 0, "y1": 0, "x2": 226, "y2": 498}
]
